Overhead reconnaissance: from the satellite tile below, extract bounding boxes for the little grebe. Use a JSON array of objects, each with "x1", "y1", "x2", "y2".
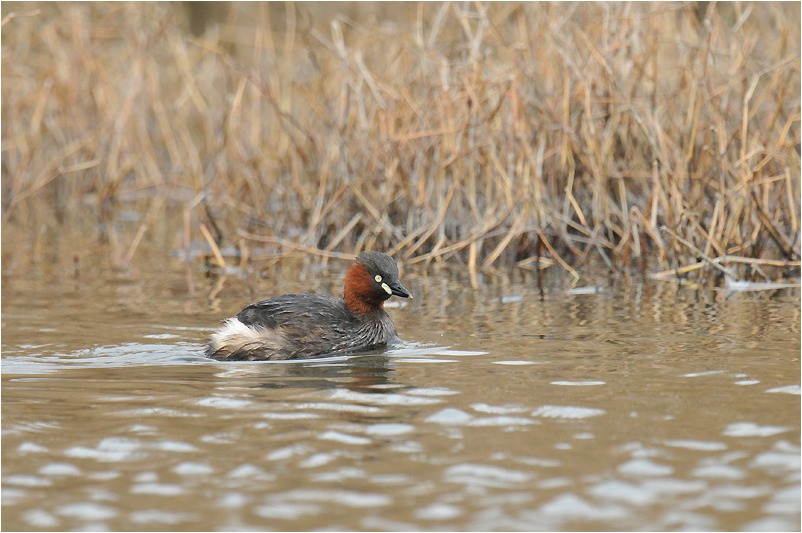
[{"x1": 206, "y1": 251, "x2": 411, "y2": 360}]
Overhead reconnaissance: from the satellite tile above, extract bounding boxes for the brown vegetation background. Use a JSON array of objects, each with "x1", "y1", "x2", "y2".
[{"x1": 2, "y1": 2, "x2": 800, "y2": 283}]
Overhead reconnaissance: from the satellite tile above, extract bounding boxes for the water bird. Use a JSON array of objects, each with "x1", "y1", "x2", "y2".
[{"x1": 206, "y1": 252, "x2": 411, "y2": 360}]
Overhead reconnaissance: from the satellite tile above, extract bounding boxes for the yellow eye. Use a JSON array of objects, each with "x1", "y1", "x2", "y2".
[{"x1": 374, "y1": 275, "x2": 383, "y2": 283}]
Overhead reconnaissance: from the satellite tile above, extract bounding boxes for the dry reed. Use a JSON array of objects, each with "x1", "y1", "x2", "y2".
[{"x1": 2, "y1": 2, "x2": 799, "y2": 283}]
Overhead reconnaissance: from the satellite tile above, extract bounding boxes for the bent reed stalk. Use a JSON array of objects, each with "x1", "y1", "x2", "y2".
[{"x1": 2, "y1": 3, "x2": 799, "y2": 282}]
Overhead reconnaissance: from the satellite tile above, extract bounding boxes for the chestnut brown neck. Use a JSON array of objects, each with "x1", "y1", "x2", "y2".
[{"x1": 343, "y1": 262, "x2": 383, "y2": 315}]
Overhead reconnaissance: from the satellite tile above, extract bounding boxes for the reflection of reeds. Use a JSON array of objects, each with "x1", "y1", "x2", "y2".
[{"x1": 2, "y1": 3, "x2": 799, "y2": 282}]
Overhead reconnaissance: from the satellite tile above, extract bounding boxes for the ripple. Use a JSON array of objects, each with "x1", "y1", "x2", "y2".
[
  {"x1": 539, "y1": 493, "x2": 628, "y2": 521},
  {"x1": 618, "y1": 458, "x2": 674, "y2": 477},
  {"x1": 266, "y1": 445, "x2": 311, "y2": 461},
  {"x1": 766, "y1": 384, "x2": 801, "y2": 395},
  {"x1": 196, "y1": 397, "x2": 253, "y2": 409},
  {"x1": 723, "y1": 422, "x2": 791, "y2": 437},
  {"x1": 310, "y1": 466, "x2": 364, "y2": 481},
  {"x1": 365, "y1": 423, "x2": 414, "y2": 436},
  {"x1": 300, "y1": 453, "x2": 337, "y2": 469},
  {"x1": 63, "y1": 436, "x2": 199, "y2": 463},
  {"x1": 682, "y1": 370, "x2": 726, "y2": 378},
  {"x1": 23, "y1": 510, "x2": 59, "y2": 528},
  {"x1": 155, "y1": 440, "x2": 198, "y2": 452},
  {"x1": 434, "y1": 349, "x2": 487, "y2": 357},
  {"x1": 130, "y1": 483, "x2": 185, "y2": 496},
  {"x1": 692, "y1": 464, "x2": 745, "y2": 480},
  {"x1": 271, "y1": 489, "x2": 391, "y2": 507},
  {"x1": 129, "y1": 424, "x2": 157, "y2": 433},
  {"x1": 261, "y1": 412, "x2": 320, "y2": 420},
  {"x1": 38, "y1": 462, "x2": 82, "y2": 476},
  {"x1": 173, "y1": 462, "x2": 214, "y2": 476},
  {"x1": 742, "y1": 516, "x2": 800, "y2": 531},
  {"x1": 639, "y1": 478, "x2": 706, "y2": 496},
  {"x1": 200, "y1": 433, "x2": 237, "y2": 445},
  {"x1": 87, "y1": 471, "x2": 120, "y2": 481},
  {"x1": 113, "y1": 407, "x2": 201, "y2": 417},
  {"x1": 5, "y1": 475, "x2": 51, "y2": 487},
  {"x1": 471, "y1": 403, "x2": 528, "y2": 414},
  {"x1": 395, "y1": 358, "x2": 458, "y2": 363},
  {"x1": 370, "y1": 473, "x2": 411, "y2": 485},
  {"x1": 516, "y1": 456, "x2": 561, "y2": 468},
  {"x1": 751, "y1": 449, "x2": 801, "y2": 472},
  {"x1": 664, "y1": 439, "x2": 728, "y2": 451},
  {"x1": 328, "y1": 389, "x2": 441, "y2": 406},
  {"x1": 425, "y1": 408, "x2": 472, "y2": 424},
  {"x1": 18, "y1": 442, "x2": 48, "y2": 453},
  {"x1": 764, "y1": 483, "x2": 801, "y2": 515},
  {"x1": 2, "y1": 488, "x2": 27, "y2": 505},
  {"x1": 531, "y1": 405, "x2": 606, "y2": 419},
  {"x1": 319, "y1": 430, "x2": 372, "y2": 445},
  {"x1": 445, "y1": 463, "x2": 532, "y2": 487},
  {"x1": 63, "y1": 439, "x2": 143, "y2": 462},
  {"x1": 130, "y1": 510, "x2": 196, "y2": 524},
  {"x1": 469, "y1": 416, "x2": 537, "y2": 427},
  {"x1": 293, "y1": 401, "x2": 383, "y2": 414},
  {"x1": 255, "y1": 502, "x2": 321, "y2": 520},
  {"x1": 415, "y1": 503, "x2": 462, "y2": 520},
  {"x1": 228, "y1": 464, "x2": 275, "y2": 480},
  {"x1": 56, "y1": 502, "x2": 118, "y2": 521},
  {"x1": 710, "y1": 484, "x2": 771, "y2": 499},
  {"x1": 550, "y1": 380, "x2": 606, "y2": 386},
  {"x1": 217, "y1": 492, "x2": 249, "y2": 509},
  {"x1": 389, "y1": 441, "x2": 423, "y2": 454},
  {"x1": 567, "y1": 286, "x2": 604, "y2": 295},
  {"x1": 588, "y1": 479, "x2": 655, "y2": 505},
  {"x1": 134, "y1": 471, "x2": 156, "y2": 482},
  {"x1": 407, "y1": 387, "x2": 459, "y2": 396}
]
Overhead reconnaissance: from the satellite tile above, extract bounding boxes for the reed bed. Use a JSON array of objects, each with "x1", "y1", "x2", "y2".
[{"x1": 2, "y1": 2, "x2": 800, "y2": 284}]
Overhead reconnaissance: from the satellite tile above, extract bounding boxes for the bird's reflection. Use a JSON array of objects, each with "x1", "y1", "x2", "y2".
[{"x1": 246, "y1": 352, "x2": 403, "y2": 394}]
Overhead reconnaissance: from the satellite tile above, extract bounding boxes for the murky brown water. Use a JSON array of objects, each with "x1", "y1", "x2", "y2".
[{"x1": 2, "y1": 239, "x2": 800, "y2": 531}]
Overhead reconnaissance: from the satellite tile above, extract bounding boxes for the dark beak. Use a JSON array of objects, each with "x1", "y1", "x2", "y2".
[{"x1": 389, "y1": 280, "x2": 412, "y2": 299}]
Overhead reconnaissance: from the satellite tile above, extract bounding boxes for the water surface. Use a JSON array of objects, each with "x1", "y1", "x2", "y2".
[{"x1": 2, "y1": 258, "x2": 800, "y2": 531}]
